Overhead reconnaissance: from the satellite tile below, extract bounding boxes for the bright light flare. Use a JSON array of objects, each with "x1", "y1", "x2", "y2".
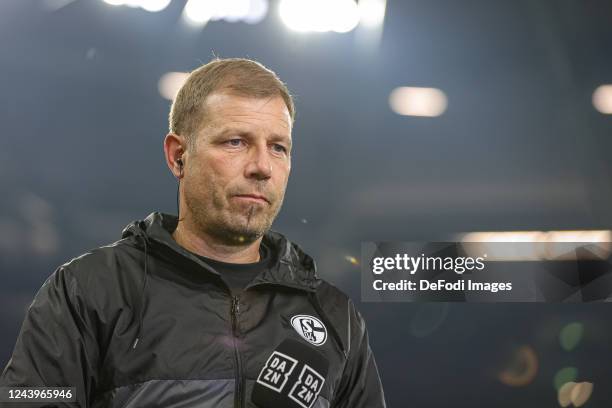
[
  {"x1": 139, "y1": 0, "x2": 171, "y2": 12},
  {"x1": 460, "y1": 230, "x2": 612, "y2": 261},
  {"x1": 244, "y1": 0, "x2": 269, "y2": 24},
  {"x1": 358, "y1": 0, "x2": 386, "y2": 28},
  {"x1": 183, "y1": 0, "x2": 215, "y2": 25},
  {"x1": 330, "y1": 0, "x2": 360, "y2": 33},
  {"x1": 389, "y1": 87, "x2": 448, "y2": 117},
  {"x1": 102, "y1": 0, "x2": 171, "y2": 12},
  {"x1": 158, "y1": 72, "x2": 189, "y2": 101},
  {"x1": 461, "y1": 230, "x2": 612, "y2": 244},
  {"x1": 212, "y1": 0, "x2": 250, "y2": 22},
  {"x1": 182, "y1": 0, "x2": 268, "y2": 25},
  {"x1": 101, "y1": 0, "x2": 268, "y2": 19},
  {"x1": 279, "y1": 0, "x2": 322, "y2": 32},
  {"x1": 593, "y1": 84, "x2": 612, "y2": 114},
  {"x1": 124, "y1": 0, "x2": 142, "y2": 8},
  {"x1": 279, "y1": 0, "x2": 360, "y2": 33}
]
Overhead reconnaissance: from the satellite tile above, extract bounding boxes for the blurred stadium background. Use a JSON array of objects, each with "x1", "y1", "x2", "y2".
[{"x1": 1, "y1": 0, "x2": 612, "y2": 406}]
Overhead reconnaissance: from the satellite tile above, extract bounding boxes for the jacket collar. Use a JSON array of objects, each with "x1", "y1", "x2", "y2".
[{"x1": 121, "y1": 212, "x2": 320, "y2": 292}]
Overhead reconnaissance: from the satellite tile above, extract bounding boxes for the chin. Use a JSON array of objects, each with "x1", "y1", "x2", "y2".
[
  {"x1": 224, "y1": 228, "x2": 265, "y2": 244},
  {"x1": 219, "y1": 218, "x2": 270, "y2": 242}
]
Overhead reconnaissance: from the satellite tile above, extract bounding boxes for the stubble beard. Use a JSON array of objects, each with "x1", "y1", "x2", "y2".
[{"x1": 184, "y1": 182, "x2": 284, "y2": 246}]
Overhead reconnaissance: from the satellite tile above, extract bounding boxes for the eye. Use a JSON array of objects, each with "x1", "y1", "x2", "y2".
[
  {"x1": 272, "y1": 144, "x2": 287, "y2": 154},
  {"x1": 225, "y1": 138, "x2": 244, "y2": 147}
]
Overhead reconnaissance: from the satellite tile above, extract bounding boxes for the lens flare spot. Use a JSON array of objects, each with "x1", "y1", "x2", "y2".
[
  {"x1": 558, "y1": 382, "x2": 576, "y2": 407},
  {"x1": 554, "y1": 367, "x2": 578, "y2": 391},
  {"x1": 571, "y1": 382, "x2": 594, "y2": 407},
  {"x1": 498, "y1": 345, "x2": 538, "y2": 387},
  {"x1": 559, "y1": 322, "x2": 584, "y2": 351},
  {"x1": 344, "y1": 255, "x2": 359, "y2": 265}
]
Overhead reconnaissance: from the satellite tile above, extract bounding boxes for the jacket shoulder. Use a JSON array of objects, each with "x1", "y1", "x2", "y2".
[
  {"x1": 59, "y1": 238, "x2": 136, "y2": 275},
  {"x1": 52, "y1": 237, "x2": 140, "y2": 300},
  {"x1": 315, "y1": 279, "x2": 364, "y2": 320},
  {"x1": 316, "y1": 279, "x2": 350, "y2": 307},
  {"x1": 315, "y1": 279, "x2": 368, "y2": 355}
]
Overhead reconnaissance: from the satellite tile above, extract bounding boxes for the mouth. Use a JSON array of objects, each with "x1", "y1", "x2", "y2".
[{"x1": 233, "y1": 194, "x2": 270, "y2": 204}]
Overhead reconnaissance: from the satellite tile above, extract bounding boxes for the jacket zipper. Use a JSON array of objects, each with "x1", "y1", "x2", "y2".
[{"x1": 231, "y1": 295, "x2": 245, "y2": 408}]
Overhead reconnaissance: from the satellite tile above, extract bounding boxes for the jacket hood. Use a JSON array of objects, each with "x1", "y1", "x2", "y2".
[{"x1": 121, "y1": 212, "x2": 321, "y2": 291}]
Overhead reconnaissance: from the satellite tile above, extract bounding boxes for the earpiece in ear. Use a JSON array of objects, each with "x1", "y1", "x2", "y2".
[{"x1": 176, "y1": 158, "x2": 184, "y2": 178}]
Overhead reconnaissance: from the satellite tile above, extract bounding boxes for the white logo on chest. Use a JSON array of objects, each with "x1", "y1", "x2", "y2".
[{"x1": 290, "y1": 315, "x2": 327, "y2": 346}]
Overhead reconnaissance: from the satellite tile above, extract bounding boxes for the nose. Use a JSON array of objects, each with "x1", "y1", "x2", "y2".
[{"x1": 244, "y1": 144, "x2": 272, "y2": 180}]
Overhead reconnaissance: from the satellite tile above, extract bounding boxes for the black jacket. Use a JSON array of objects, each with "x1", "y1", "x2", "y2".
[{"x1": 1, "y1": 212, "x2": 386, "y2": 408}]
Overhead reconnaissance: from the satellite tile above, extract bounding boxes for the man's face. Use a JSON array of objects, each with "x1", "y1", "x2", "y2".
[{"x1": 182, "y1": 92, "x2": 292, "y2": 245}]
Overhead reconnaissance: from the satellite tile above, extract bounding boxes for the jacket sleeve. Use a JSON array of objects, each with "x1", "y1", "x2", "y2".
[
  {"x1": 331, "y1": 300, "x2": 386, "y2": 408},
  {"x1": 0, "y1": 266, "x2": 100, "y2": 407}
]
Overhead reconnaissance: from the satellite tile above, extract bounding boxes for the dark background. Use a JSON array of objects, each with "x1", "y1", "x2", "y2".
[{"x1": 1, "y1": 0, "x2": 611, "y2": 406}]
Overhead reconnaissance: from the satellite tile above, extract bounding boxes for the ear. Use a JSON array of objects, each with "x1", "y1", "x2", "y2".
[{"x1": 163, "y1": 133, "x2": 186, "y2": 179}]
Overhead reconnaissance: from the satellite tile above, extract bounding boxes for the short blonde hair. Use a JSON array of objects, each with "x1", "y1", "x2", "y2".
[{"x1": 169, "y1": 58, "x2": 295, "y2": 149}]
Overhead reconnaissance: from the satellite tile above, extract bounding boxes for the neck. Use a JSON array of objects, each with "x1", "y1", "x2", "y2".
[{"x1": 172, "y1": 220, "x2": 262, "y2": 264}]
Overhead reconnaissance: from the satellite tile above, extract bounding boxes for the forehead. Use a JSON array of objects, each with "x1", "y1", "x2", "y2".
[{"x1": 202, "y1": 92, "x2": 292, "y2": 134}]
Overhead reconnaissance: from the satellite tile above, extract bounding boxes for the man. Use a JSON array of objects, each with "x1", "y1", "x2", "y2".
[{"x1": 1, "y1": 58, "x2": 386, "y2": 408}]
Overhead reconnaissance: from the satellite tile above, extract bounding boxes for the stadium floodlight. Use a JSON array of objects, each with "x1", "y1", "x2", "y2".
[
  {"x1": 139, "y1": 0, "x2": 172, "y2": 12},
  {"x1": 183, "y1": 0, "x2": 215, "y2": 25},
  {"x1": 182, "y1": 0, "x2": 268, "y2": 26},
  {"x1": 279, "y1": 0, "x2": 360, "y2": 33},
  {"x1": 593, "y1": 85, "x2": 612, "y2": 114},
  {"x1": 124, "y1": 0, "x2": 141, "y2": 7},
  {"x1": 389, "y1": 87, "x2": 448, "y2": 117},
  {"x1": 358, "y1": 0, "x2": 386, "y2": 28},
  {"x1": 101, "y1": 0, "x2": 171, "y2": 12},
  {"x1": 243, "y1": 0, "x2": 268, "y2": 24},
  {"x1": 214, "y1": 0, "x2": 251, "y2": 22},
  {"x1": 102, "y1": 0, "x2": 269, "y2": 23},
  {"x1": 158, "y1": 72, "x2": 189, "y2": 101},
  {"x1": 330, "y1": 0, "x2": 360, "y2": 33}
]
